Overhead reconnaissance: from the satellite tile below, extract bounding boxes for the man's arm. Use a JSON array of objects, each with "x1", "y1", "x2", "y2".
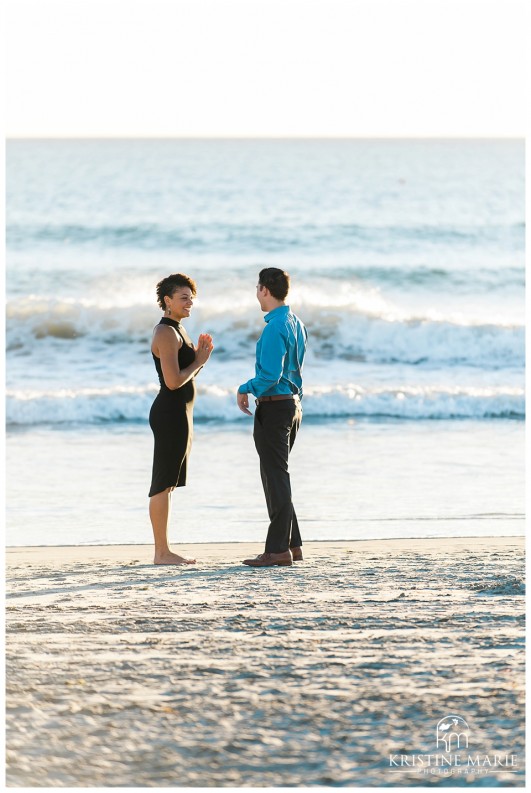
[{"x1": 238, "y1": 322, "x2": 287, "y2": 397}]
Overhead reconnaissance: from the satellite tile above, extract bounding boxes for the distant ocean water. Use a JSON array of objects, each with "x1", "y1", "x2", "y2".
[{"x1": 6, "y1": 139, "x2": 525, "y2": 545}]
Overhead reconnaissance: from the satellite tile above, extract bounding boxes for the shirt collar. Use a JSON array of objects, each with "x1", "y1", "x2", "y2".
[{"x1": 264, "y1": 305, "x2": 290, "y2": 323}]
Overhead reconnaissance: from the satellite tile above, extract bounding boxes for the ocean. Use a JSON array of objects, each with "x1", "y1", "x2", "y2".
[{"x1": 6, "y1": 139, "x2": 525, "y2": 546}]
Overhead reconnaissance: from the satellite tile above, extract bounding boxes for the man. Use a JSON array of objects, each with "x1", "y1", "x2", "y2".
[{"x1": 237, "y1": 268, "x2": 308, "y2": 567}]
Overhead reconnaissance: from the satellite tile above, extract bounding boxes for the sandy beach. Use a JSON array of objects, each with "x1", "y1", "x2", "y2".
[{"x1": 6, "y1": 537, "x2": 525, "y2": 787}]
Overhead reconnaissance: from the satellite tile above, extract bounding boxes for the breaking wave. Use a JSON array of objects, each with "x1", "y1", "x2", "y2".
[
  {"x1": 6, "y1": 384, "x2": 524, "y2": 426},
  {"x1": 6, "y1": 297, "x2": 524, "y2": 369}
]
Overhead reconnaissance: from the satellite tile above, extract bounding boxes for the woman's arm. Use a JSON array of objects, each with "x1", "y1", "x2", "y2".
[{"x1": 152, "y1": 326, "x2": 212, "y2": 390}]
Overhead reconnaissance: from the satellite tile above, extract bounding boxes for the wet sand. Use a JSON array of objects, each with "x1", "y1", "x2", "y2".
[{"x1": 6, "y1": 537, "x2": 525, "y2": 787}]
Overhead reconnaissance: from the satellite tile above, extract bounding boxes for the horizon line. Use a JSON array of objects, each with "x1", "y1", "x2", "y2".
[{"x1": 6, "y1": 134, "x2": 525, "y2": 142}]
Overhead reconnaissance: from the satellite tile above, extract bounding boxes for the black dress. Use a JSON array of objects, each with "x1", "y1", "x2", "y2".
[{"x1": 148, "y1": 317, "x2": 197, "y2": 497}]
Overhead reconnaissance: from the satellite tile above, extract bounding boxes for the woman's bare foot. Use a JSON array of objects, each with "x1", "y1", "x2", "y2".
[{"x1": 154, "y1": 551, "x2": 197, "y2": 565}]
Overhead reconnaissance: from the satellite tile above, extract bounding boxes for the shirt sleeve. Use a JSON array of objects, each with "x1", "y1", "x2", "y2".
[{"x1": 238, "y1": 322, "x2": 288, "y2": 396}]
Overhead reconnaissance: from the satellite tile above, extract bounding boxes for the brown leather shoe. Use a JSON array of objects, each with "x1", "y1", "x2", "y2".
[
  {"x1": 291, "y1": 547, "x2": 303, "y2": 561},
  {"x1": 242, "y1": 550, "x2": 293, "y2": 567}
]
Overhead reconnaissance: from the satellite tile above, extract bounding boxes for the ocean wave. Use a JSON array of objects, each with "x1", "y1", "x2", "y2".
[
  {"x1": 470, "y1": 577, "x2": 525, "y2": 596},
  {"x1": 6, "y1": 297, "x2": 525, "y2": 368},
  {"x1": 6, "y1": 220, "x2": 524, "y2": 253},
  {"x1": 6, "y1": 384, "x2": 525, "y2": 426}
]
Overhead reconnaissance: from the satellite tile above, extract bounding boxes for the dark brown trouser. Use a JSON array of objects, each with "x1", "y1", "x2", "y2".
[{"x1": 253, "y1": 398, "x2": 303, "y2": 553}]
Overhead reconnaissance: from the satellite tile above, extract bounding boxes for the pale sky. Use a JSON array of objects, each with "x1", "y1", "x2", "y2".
[{"x1": 5, "y1": 0, "x2": 526, "y2": 137}]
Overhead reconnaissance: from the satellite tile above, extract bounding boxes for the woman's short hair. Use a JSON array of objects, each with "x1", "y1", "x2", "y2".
[
  {"x1": 258, "y1": 268, "x2": 290, "y2": 301},
  {"x1": 156, "y1": 273, "x2": 197, "y2": 310}
]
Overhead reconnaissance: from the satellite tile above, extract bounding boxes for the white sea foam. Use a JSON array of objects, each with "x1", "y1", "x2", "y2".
[
  {"x1": 6, "y1": 295, "x2": 524, "y2": 368},
  {"x1": 6, "y1": 384, "x2": 524, "y2": 425}
]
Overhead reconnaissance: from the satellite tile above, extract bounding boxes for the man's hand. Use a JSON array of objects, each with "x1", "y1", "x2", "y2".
[{"x1": 237, "y1": 391, "x2": 253, "y2": 416}]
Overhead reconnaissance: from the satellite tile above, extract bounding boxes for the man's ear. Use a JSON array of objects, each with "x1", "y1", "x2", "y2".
[{"x1": 259, "y1": 285, "x2": 269, "y2": 297}]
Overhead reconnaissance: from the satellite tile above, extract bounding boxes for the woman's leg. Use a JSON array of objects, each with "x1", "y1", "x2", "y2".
[{"x1": 149, "y1": 487, "x2": 196, "y2": 565}]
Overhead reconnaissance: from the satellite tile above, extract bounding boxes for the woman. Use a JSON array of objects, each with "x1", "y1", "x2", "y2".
[{"x1": 149, "y1": 273, "x2": 214, "y2": 565}]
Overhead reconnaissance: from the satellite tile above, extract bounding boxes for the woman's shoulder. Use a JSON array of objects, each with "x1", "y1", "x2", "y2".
[{"x1": 152, "y1": 322, "x2": 183, "y2": 348}]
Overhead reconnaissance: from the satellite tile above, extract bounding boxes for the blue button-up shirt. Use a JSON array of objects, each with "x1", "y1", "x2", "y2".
[{"x1": 238, "y1": 305, "x2": 307, "y2": 398}]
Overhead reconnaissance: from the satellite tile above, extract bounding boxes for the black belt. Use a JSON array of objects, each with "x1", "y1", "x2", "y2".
[{"x1": 255, "y1": 394, "x2": 299, "y2": 405}]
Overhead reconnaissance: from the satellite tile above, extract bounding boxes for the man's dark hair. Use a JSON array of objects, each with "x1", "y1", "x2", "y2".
[
  {"x1": 258, "y1": 268, "x2": 290, "y2": 301},
  {"x1": 156, "y1": 273, "x2": 197, "y2": 310}
]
